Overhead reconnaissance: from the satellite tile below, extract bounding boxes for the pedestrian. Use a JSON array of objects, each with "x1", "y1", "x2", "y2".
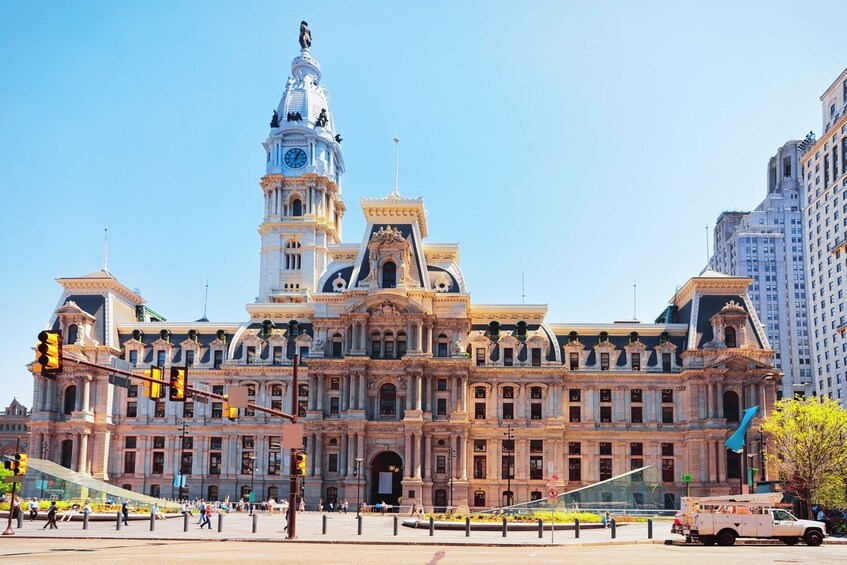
[
  {"x1": 602, "y1": 511, "x2": 611, "y2": 528},
  {"x1": 197, "y1": 500, "x2": 206, "y2": 525},
  {"x1": 318, "y1": 498, "x2": 324, "y2": 512},
  {"x1": 299, "y1": 498, "x2": 305, "y2": 512},
  {"x1": 43, "y1": 501, "x2": 59, "y2": 529},
  {"x1": 62, "y1": 503, "x2": 80, "y2": 522},
  {"x1": 28, "y1": 497, "x2": 39, "y2": 522},
  {"x1": 410, "y1": 502, "x2": 417, "y2": 516},
  {"x1": 181, "y1": 502, "x2": 191, "y2": 518},
  {"x1": 342, "y1": 499, "x2": 348, "y2": 514},
  {"x1": 121, "y1": 500, "x2": 129, "y2": 525},
  {"x1": 200, "y1": 502, "x2": 212, "y2": 529},
  {"x1": 284, "y1": 504, "x2": 290, "y2": 532},
  {"x1": 82, "y1": 501, "x2": 92, "y2": 520}
]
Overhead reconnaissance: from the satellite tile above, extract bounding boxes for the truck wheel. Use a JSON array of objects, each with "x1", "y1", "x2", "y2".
[
  {"x1": 780, "y1": 537, "x2": 799, "y2": 545},
  {"x1": 716, "y1": 529, "x2": 736, "y2": 546},
  {"x1": 804, "y1": 530, "x2": 823, "y2": 546},
  {"x1": 701, "y1": 535, "x2": 717, "y2": 546}
]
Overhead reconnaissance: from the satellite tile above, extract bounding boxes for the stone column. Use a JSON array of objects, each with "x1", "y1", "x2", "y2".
[
  {"x1": 414, "y1": 434, "x2": 422, "y2": 478},
  {"x1": 517, "y1": 385, "x2": 526, "y2": 419},
  {"x1": 716, "y1": 384, "x2": 724, "y2": 418},
  {"x1": 357, "y1": 434, "x2": 365, "y2": 469},
  {"x1": 340, "y1": 432, "x2": 348, "y2": 478},
  {"x1": 75, "y1": 378, "x2": 83, "y2": 411},
  {"x1": 314, "y1": 433, "x2": 323, "y2": 477},
  {"x1": 316, "y1": 376, "x2": 324, "y2": 413},
  {"x1": 424, "y1": 434, "x2": 432, "y2": 478},
  {"x1": 460, "y1": 376, "x2": 467, "y2": 413},
  {"x1": 79, "y1": 432, "x2": 89, "y2": 474},
  {"x1": 415, "y1": 374, "x2": 423, "y2": 411},
  {"x1": 404, "y1": 433, "x2": 413, "y2": 478},
  {"x1": 73, "y1": 432, "x2": 81, "y2": 471},
  {"x1": 460, "y1": 435, "x2": 467, "y2": 480},
  {"x1": 347, "y1": 434, "x2": 356, "y2": 475}
]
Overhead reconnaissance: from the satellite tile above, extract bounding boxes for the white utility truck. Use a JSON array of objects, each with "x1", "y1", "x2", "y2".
[{"x1": 672, "y1": 493, "x2": 826, "y2": 546}]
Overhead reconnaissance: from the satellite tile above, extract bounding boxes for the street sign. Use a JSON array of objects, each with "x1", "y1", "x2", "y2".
[
  {"x1": 228, "y1": 386, "x2": 250, "y2": 409},
  {"x1": 108, "y1": 374, "x2": 130, "y2": 388},
  {"x1": 682, "y1": 473, "x2": 692, "y2": 482},
  {"x1": 110, "y1": 357, "x2": 132, "y2": 373},
  {"x1": 547, "y1": 488, "x2": 558, "y2": 500},
  {"x1": 281, "y1": 423, "x2": 305, "y2": 449},
  {"x1": 3, "y1": 476, "x2": 22, "y2": 483},
  {"x1": 193, "y1": 394, "x2": 209, "y2": 404}
]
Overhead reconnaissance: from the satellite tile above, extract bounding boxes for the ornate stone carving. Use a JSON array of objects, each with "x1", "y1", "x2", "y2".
[
  {"x1": 367, "y1": 376, "x2": 378, "y2": 390},
  {"x1": 370, "y1": 225, "x2": 406, "y2": 244},
  {"x1": 299, "y1": 21, "x2": 311, "y2": 49}
]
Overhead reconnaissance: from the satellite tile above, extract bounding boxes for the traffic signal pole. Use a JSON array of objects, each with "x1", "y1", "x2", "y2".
[
  {"x1": 2, "y1": 437, "x2": 21, "y2": 536},
  {"x1": 287, "y1": 354, "x2": 299, "y2": 540}
]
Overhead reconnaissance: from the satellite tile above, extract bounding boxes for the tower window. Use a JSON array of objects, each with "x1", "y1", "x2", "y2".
[
  {"x1": 285, "y1": 240, "x2": 302, "y2": 270},
  {"x1": 382, "y1": 261, "x2": 396, "y2": 288},
  {"x1": 292, "y1": 199, "x2": 302, "y2": 217}
]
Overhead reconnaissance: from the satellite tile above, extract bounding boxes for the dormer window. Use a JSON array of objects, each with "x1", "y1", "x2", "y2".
[
  {"x1": 67, "y1": 324, "x2": 79, "y2": 345},
  {"x1": 724, "y1": 326, "x2": 737, "y2": 348}
]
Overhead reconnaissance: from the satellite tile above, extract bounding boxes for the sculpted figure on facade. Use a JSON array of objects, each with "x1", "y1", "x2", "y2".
[{"x1": 299, "y1": 21, "x2": 312, "y2": 49}]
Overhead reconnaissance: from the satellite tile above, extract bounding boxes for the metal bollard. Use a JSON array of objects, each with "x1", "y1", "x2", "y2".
[
  {"x1": 254, "y1": 513, "x2": 260, "y2": 534},
  {"x1": 322, "y1": 515, "x2": 327, "y2": 535},
  {"x1": 611, "y1": 519, "x2": 616, "y2": 539},
  {"x1": 217, "y1": 513, "x2": 223, "y2": 532},
  {"x1": 502, "y1": 517, "x2": 508, "y2": 538},
  {"x1": 429, "y1": 516, "x2": 434, "y2": 537},
  {"x1": 116, "y1": 511, "x2": 122, "y2": 531},
  {"x1": 83, "y1": 512, "x2": 89, "y2": 530},
  {"x1": 647, "y1": 518, "x2": 653, "y2": 539},
  {"x1": 538, "y1": 518, "x2": 543, "y2": 538},
  {"x1": 393, "y1": 515, "x2": 398, "y2": 536},
  {"x1": 149, "y1": 511, "x2": 155, "y2": 531},
  {"x1": 184, "y1": 512, "x2": 189, "y2": 532},
  {"x1": 574, "y1": 518, "x2": 579, "y2": 538},
  {"x1": 465, "y1": 516, "x2": 470, "y2": 537},
  {"x1": 357, "y1": 515, "x2": 363, "y2": 536}
]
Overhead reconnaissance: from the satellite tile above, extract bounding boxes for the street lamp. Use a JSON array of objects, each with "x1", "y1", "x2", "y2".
[
  {"x1": 503, "y1": 424, "x2": 514, "y2": 507},
  {"x1": 738, "y1": 372, "x2": 775, "y2": 495},
  {"x1": 747, "y1": 453, "x2": 756, "y2": 494},
  {"x1": 447, "y1": 448, "x2": 455, "y2": 511},
  {"x1": 248, "y1": 455, "x2": 257, "y2": 515},
  {"x1": 354, "y1": 458, "x2": 364, "y2": 517}
]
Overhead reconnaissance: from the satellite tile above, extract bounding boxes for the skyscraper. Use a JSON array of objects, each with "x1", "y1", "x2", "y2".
[{"x1": 710, "y1": 142, "x2": 811, "y2": 399}]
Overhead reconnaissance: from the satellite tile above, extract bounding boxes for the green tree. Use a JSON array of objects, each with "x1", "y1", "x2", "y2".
[
  {"x1": 0, "y1": 466, "x2": 13, "y2": 495},
  {"x1": 762, "y1": 396, "x2": 847, "y2": 511}
]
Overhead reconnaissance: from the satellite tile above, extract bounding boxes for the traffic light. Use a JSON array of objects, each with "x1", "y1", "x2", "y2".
[
  {"x1": 169, "y1": 367, "x2": 187, "y2": 402},
  {"x1": 36, "y1": 330, "x2": 63, "y2": 377},
  {"x1": 223, "y1": 402, "x2": 239, "y2": 421},
  {"x1": 144, "y1": 366, "x2": 164, "y2": 399},
  {"x1": 295, "y1": 453, "x2": 307, "y2": 476},
  {"x1": 12, "y1": 453, "x2": 27, "y2": 476}
]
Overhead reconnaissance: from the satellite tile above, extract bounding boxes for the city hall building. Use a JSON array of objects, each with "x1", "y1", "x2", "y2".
[{"x1": 28, "y1": 28, "x2": 780, "y2": 511}]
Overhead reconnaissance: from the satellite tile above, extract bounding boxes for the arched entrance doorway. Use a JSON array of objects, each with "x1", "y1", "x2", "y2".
[{"x1": 370, "y1": 451, "x2": 403, "y2": 506}]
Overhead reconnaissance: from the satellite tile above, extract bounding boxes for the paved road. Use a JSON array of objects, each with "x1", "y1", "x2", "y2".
[{"x1": 0, "y1": 538, "x2": 845, "y2": 564}]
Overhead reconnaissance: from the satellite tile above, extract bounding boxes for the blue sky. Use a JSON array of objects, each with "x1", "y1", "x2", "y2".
[{"x1": 1, "y1": 1, "x2": 846, "y2": 406}]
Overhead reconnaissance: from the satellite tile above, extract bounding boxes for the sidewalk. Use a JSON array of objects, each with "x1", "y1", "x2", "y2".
[{"x1": 3, "y1": 511, "x2": 669, "y2": 546}]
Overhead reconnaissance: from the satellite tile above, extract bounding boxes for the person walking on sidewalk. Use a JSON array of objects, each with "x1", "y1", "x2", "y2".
[
  {"x1": 200, "y1": 502, "x2": 212, "y2": 529},
  {"x1": 121, "y1": 500, "x2": 129, "y2": 525},
  {"x1": 28, "y1": 498, "x2": 39, "y2": 522},
  {"x1": 43, "y1": 501, "x2": 59, "y2": 529}
]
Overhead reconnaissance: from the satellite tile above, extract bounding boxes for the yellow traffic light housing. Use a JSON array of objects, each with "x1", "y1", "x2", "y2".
[
  {"x1": 169, "y1": 367, "x2": 188, "y2": 402},
  {"x1": 145, "y1": 366, "x2": 164, "y2": 399},
  {"x1": 295, "y1": 453, "x2": 307, "y2": 476},
  {"x1": 13, "y1": 453, "x2": 27, "y2": 476},
  {"x1": 223, "y1": 402, "x2": 239, "y2": 421},
  {"x1": 36, "y1": 330, "x2": 63, "y2": 377}
]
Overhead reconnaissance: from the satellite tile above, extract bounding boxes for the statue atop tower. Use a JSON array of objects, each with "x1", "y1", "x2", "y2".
[{"x1": 299, "y1": 21, "x2": 312, "y2": 49}]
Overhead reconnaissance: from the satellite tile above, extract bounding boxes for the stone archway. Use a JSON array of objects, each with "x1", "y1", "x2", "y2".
[{"x1": 370, "y1": 450, "x2": 403, "y2": 506}]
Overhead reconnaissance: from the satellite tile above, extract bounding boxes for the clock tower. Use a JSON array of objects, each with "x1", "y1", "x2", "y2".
[{"x1": 257, "y1": 22, "x2": 346, "y2": 303}]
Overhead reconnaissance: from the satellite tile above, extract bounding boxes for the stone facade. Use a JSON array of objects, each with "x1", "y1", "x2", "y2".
[{"x1": 27, "y1": 29, "x2": 780, "y2": 511}]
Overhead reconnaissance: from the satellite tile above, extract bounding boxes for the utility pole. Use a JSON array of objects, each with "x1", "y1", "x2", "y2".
[{"x1": 287, "y1": 352, "x2": 299, "y2": 539}]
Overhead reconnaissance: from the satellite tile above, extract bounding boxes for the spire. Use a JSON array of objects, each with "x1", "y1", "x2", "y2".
[
  {"x1": 390, "y1": 134, "x2": 400, "y2": 198},
  {"x1": 103, "y1": 227, "x2": 109, "y2": 274}
]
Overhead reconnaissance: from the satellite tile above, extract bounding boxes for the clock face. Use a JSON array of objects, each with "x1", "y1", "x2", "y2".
[{"x1": 284, "y1": 148, "x2": 308, "y2": 168}]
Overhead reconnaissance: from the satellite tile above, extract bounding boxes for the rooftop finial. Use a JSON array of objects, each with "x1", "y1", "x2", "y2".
[
  {"x1": 103, "y1": 227, "x2": 109, "y2": 273},
  {"x1": 390, "y1": 133, "x2": 400, "y2": 198},
  {"x1": 203, "y1": 279, "x2": 209, "y2": 320},
  {"x1": 299, "y1": 21, "x2": 312, "y2": 50}
]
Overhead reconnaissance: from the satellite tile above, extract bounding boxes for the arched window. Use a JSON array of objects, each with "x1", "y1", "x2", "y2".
[
  {"x1": 370, "y1": 331, "x2": 382, "y2": 358},
  {"x1": 383, "y1": 332, "x2": 395, "y2": 359},
  {"x1": 67, "y1": 324, "x2": 78, "y2": 344},
  {"x1": 122, "y1": 484, "x2": 133, "y2": 492},
  {"x1": 437, "y1": 334, "x2": 450, "y2": 357},
  {"x1": 530, "y1": 491, "x2": 542, "y2": 501},
  {"x1": 473, "y1": 490, "x2": 486, "y2": 508},
  {"x1": 396, "y1": 331, "x2": 407, "y2": 357},
  {"x1": 382, "y1": 261, "x2": 396, "y2": 288},
  {"x1": 208, "y1": 485, "x2": 219, "y2": 501},
  {"x1": 285, "y1": 240, "x2": 302, "y2": 270},
  {"x1": 331, "y1": 333, "x2": 343, "y2": 358},
  {"x1": 63, "y1": 385, "x2": 77, "y2": 415},
  {"x1": 292, "y1": 199, "x2": 303, "y2": 217},
  {"x1": 379, "y1": 384, "x2": 397, "y2": 418},
  {"x1": 723, "y1": 391, "x2": 740, "y2": 422},
  {"x1": 724, "y1": 326, "x2": 737, "y2": 348},
  {"x1": 60, "y1": 439, "x2": 73, "y2": 468}
]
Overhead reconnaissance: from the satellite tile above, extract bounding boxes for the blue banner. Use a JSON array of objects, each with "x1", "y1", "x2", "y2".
[{"x1": 725, "y1": 406, "x2": 759, "y2": 453}]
